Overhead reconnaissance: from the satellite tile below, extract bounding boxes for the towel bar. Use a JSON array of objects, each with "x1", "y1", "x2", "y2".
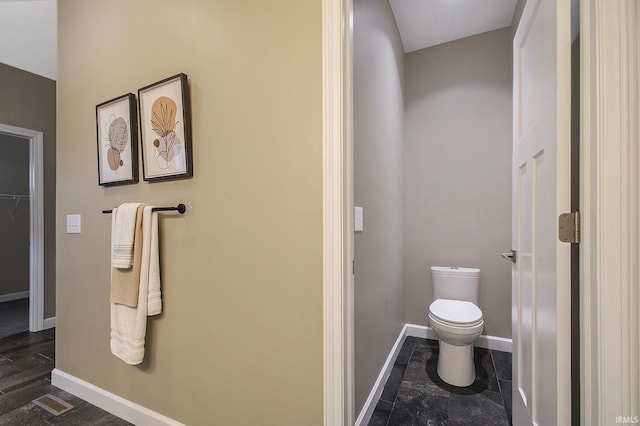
[{"x1": 102, "y1": 204, "x2": 186, "y2": 214}]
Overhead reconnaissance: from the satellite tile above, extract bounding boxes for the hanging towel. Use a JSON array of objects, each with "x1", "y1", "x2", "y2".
[
  {"x1": 110, "y1": 204, "x2": 145, "y2": 307},
  {"x1": 110, "y1": 206, "x2": 162, "y2": 365},
  {"x1": 112, "y1": 202, "x2": 143, "y2": 268},
  {"x1": 147, "y1": 210, "x2": 162, "y2": 316}
]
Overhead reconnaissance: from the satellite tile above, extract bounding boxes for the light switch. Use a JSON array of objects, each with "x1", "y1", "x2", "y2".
[
  {"x1": 355, "y1": 207, "x2": 363, "y2": 232},
  {"x1": 66, "y1": 214, "x2": 81, "y2": 234}
]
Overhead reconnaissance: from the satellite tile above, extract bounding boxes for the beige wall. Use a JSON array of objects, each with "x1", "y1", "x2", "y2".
[
  {"x1": 56, "y1": 1, "x2": 323, "y2": 425},
  {"x1": 0, "y1": 134, "x2": 30, "y2": 296},
  {"x1": 353, "y1": 0, "x2": 405, "y2": 412},
  {"x1": 0, "y1": 63, "x2": 56, "y2": 317},
  {"x1": 403, "y1": 28, "x2": 513, "y2": 338}
]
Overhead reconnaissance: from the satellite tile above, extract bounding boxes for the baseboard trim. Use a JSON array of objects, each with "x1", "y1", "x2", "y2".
[
  {"x1": 51, "y1": 369, "x2": 184, "y2": 426},
  {"x1": 354, "y1": 324, "x2": 408, "y2": 426},
  {"x1": 355, "y1": 323, "x2": 512, "y2": 425},
  {"x1": 0, "y1": 291, "x2": 29, "y2": 303},
  {"x1": 43, "y1": 317, "x2": 56, "y2": 329},
  {"x1": 405, "y1": 324, "x2": 512, "y2": 353}
]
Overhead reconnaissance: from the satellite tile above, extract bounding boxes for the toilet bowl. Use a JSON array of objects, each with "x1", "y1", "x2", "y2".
[{"x1": 429, "y1": 267, "x2": 484, "y2": 387}]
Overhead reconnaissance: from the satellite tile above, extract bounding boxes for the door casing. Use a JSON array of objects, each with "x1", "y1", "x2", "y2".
[{"x1": 0, "y1": 123, "x2": 45, "y2": 332}]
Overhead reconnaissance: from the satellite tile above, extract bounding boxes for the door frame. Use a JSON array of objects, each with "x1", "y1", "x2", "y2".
[
  {"x1": 323, "y1": 0, "x2": 354, "y2": 424},
  {"x1": 0, "y1": 123, "x2": 45, "y2": 332},
  {"x1": 322, "y1": 0, "x2": 639, "y2": 424},
  {"x1": 579, "y1": 0, "x2": 639, "y2": 424}
]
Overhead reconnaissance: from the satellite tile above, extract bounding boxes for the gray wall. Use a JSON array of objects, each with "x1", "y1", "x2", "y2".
[
  {"x1": 0, "y1": 134, "x2": 30, "y2": 296},
  {"x1": 0, "y1": 63, "x2": 56, "y2": 317},
  {"x1": 353, "y1": 0, "x2": 406, "y2": 412},
  {"x1": 403, "y1": 28, "x2": 513, "y2": 338}
]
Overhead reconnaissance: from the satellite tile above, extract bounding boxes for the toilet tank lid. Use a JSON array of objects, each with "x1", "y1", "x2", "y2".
[{"x1": 431, "y1": 266, "x2": 480, "y2": 277}]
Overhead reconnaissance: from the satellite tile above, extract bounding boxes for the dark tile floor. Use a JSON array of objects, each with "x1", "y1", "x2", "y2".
[
  {"x1": 0, "y1": 328, "x2": 132, "y2": 425},
  {"x1": 369, "y1": 337, "x2": 513, "y2": 426}
]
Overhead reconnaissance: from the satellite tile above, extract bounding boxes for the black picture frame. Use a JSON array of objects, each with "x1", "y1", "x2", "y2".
[
  {"x1": 96, "y1": 93, "x2": 139, "y2": 186},
  {"x1": 138, "y1": 73, "x2": 193, "y2": 182}
]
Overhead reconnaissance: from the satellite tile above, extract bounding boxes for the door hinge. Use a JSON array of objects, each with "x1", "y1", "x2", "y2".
[{"x1": 559, "y1": 211, "x2": 580, "y2": 243}]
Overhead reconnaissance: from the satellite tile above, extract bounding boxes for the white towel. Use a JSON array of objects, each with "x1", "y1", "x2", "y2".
[
  {"x1": 112, "y1": 202, "x2": 143, "y2": 268},
  {"x1": 110, "y1": 206, "x2": 162, "y2": 365}
]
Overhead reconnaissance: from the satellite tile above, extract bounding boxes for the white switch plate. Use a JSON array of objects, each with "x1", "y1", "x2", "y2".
[
  {"x1": 355, "y1": 207, "x2": 363, "y2": 232},
  {"x1": 66, "y1": 214, "x2": 81, "y2": 234}
]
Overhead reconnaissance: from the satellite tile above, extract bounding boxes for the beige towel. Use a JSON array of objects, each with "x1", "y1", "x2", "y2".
[
  {"x1": 112, "y1": 202, "x2": 142, "y2": 268},
  {"x1": 110, "y1": 204, "x2": 144, "y2": 307},
  {"x1": 111, "y1": 206, "x2": 162, "y2": 365}
]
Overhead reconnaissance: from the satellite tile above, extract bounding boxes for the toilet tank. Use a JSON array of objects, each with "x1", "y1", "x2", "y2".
[{"x1": 431, "y1": 266, "x2": 480, "y2": 305}]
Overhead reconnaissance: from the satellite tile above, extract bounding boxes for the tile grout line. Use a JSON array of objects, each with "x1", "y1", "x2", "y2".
[
  {"x1": 491, "y1": 349, "x2": 511, "y2": 424},
  {"x1": 384, "y1": 337, "x2": 416, "y2": 426}
]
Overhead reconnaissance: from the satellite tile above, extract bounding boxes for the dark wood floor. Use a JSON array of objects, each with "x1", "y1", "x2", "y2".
[
  {"x1": 0, "y1": 328, "x2": 132, "y2": 425},
  {"x1": 0, "y1": 299, "x2": 29, "y2": 339}
]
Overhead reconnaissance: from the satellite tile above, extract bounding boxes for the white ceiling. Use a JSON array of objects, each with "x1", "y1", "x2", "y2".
[
  {"x1": 0, "y1": 0, "x2": 57, "y2": 80},
  {"x1": 389, "y1": 0, "x2": 518, "y2": 53},
  {"x1": 0, "y1": 0, "x2": 575, "y2": 81}
]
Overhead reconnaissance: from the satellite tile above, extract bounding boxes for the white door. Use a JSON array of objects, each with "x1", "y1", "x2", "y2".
[{"x1": 511, "y1": 0, "x2": 572, "y2": 424}]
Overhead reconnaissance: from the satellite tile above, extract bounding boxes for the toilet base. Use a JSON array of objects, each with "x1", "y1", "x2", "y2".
[{"x1": 436, "y1": 341, "x2": 476, "y2": 387}]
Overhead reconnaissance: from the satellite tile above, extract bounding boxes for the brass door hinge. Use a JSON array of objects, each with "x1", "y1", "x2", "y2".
[{"x1": 559, "y1": 211, "x2": 580, "y2": 243}]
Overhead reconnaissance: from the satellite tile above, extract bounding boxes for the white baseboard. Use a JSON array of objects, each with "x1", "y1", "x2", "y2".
[
  {"x1": 355, "y1": 324, "x2": 408, "y2": 426},
  {"x1": 51, "y1": 369, "x2": 184, "y2": 426},
  {"x1": 355, "y1": 323, "x2": 513, "y2": 425},
  {"x1": 405, "y1": 324, "x2": 512, "y2": 353},
  {"x1": 0, "y1": 291, "x2": 29, "y2": 303},
  {"x1": 43, "y1": 317, "x2": 56, "y2": 329}
]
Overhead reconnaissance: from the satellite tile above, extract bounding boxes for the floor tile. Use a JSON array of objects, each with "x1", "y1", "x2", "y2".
[
  {"x1": 0, "y1": 378, "x2": 57, "y2": 419},
  {"x1": 401, "y1": 346, "x2": 449, "y2": 397},
  {"x1": 448, "y1": 389, "x2": 509, "y2": 426},
  {"x1": 0, "y1": 350, "x2": 53, "y2": 394},
  {"x1": 0, "y1": 329, "x2": 55, "y2": 356},
  {"x1": 368, "y1": 399, "x2": 393, "y2": 426},
  {"x1": 388, "y1": 382, "x2": 449, "y2": 426},
  {"x1": 414, "y1": 338, "x2": 439, "y2": 350},
  {"x1": 491, "y1": 350, "x2": 512, "y2": 381},
  {"x1": 499, "y1": 379, "x2": 512, "y2": 425},
  {"x1": 380, "y1": 364, "x2": 406, "y2": 403},
  {"x1": 395, "y1": 337, "x2": 415, "y2": 366},
  {"x1": 0, "y1": 329, "x2": 131, "y2": 425},
  {"x1": 372, "y1": 337, "x2": 512, "y2": 426},
  {"x1": 0, "y1": 300, "x2": 29, "y2": 340}
]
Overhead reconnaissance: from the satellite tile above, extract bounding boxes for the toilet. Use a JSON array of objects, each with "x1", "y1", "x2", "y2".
[{"x1": 428, "y1": 266, "x2": 484, "y2": 387}]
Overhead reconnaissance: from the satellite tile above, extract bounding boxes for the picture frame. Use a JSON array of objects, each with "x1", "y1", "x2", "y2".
[
  {"x1": 138, "y1": 73, "x2": 193, "y2": 182},
  {"x1": 96, "y1": 93, "x2": 138, "y2": 186}
]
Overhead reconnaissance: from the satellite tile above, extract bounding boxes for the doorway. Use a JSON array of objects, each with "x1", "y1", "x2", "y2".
[
  {"x1": 0, "y1": 133, "x2": 30, "y2": 338},
  {"x1": 322, "y1": 1, "x2": 639, "y2": 425},
  {"x1": 0, "y1": 123, "x2": 45, "y2": 334}
]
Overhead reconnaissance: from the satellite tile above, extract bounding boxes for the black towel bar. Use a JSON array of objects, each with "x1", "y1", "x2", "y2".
[{"x1": 102, "y1": 203, "x2": 186, "y2": 214}]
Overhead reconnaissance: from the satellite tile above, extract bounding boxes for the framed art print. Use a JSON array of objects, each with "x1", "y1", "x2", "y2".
[
  {"x1": 96, "y1": 93, "x2": 138, "y2": 186},
  {"x1": 138, "y1": 73, "x2": 193, "y2": 182}
]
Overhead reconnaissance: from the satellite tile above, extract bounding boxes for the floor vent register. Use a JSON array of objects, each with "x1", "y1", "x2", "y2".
[{"x1": 33, "y1": 394, "x2": 74, "y2": 416}]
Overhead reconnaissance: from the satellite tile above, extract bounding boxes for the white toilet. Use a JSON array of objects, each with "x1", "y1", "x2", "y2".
[{"x1": 428, "y1": 266, "x2": 484, "y2": 387}]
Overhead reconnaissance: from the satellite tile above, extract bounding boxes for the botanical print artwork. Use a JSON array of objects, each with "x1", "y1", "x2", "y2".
[
  {"x1": 150, "y1": 96, "x2": 183, "y2": 170},
  {"x1": 105, "y1": 115, "x2": 129, "y2": 171},
  {"x1": 96, "y1": 93, "x2": 137, "y2": 186},
  {"x1": 139, "y1": 73, "x2": 192, "y2": 181}
]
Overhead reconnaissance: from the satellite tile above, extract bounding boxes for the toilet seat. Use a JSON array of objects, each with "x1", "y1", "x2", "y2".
[{"x1": 429, "y1": 299, "x2": 483, "y2": 327}]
